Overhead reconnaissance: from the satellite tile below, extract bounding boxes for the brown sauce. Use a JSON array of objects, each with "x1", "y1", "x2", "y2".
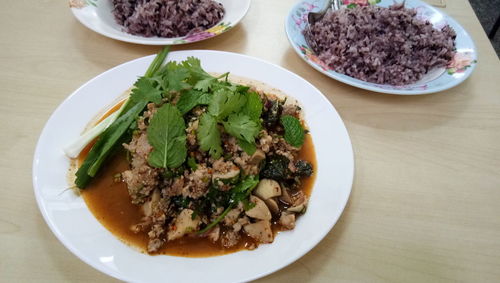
[{"x1": 78, "y1": 100, "x2": 317, "y2": 257}]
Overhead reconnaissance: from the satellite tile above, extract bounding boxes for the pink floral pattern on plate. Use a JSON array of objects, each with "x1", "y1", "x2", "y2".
[
  {"x1": 447, "y1": 52, "x2": 476, "y2": 74},
  {"x1": 174, "y1": 22, "x2": 232, "y2": 44},
  {"x1": 341, "y1": 0, "x2": 380, "y2": 8},
  {"x1": 299, "y1": 45, "x2": 331, "y2": 71}
]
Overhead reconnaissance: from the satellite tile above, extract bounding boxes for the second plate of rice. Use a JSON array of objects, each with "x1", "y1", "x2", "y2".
[
  {"x1": 285, "y1": 0, "x2": 477, "y2": 95},
  {"x1": 70, "y1": 0, "x2": 250, "y2": 45}
]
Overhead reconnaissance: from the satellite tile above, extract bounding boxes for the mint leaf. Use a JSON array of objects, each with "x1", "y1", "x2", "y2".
[
  {"x1": 222, "y1": 113, "x2": 260, "y2": 144},
  {"x1": 197, "y1": 113, "x2": 223, "y2": 159},
  {"x1": 281, "y1": 115, "x2": 305, "y2": 148},
  {"x1": 208, "y1": 88, "x2": 246, "y2": 119},
  {"x1": 147, "y1": 104, "x2": 187, "y2": 168},
  {"x1": 176, "y1": 90, "x2": 211, "y2": 115},
  {"x1": 242, "y1": 91, "x2": 263, "y2": 122}
]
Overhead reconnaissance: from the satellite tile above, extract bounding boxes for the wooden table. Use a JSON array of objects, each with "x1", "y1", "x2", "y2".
[{"x1": 1, "y1": 0, "x2": 499, "y2": 282}]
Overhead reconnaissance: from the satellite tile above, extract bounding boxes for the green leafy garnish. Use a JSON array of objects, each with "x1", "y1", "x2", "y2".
[
  {"x1": 281, "y1": 115, "x2": 305, "y2": 148},
  {"x1": 242, "y1": 91, "x2": 263, "y2": 122},
  {"x1": 129, "y1": 77, "x2": 163, "y2": 105},
  {"x1": 75, "y1": 47, "x2": 171, "y2": 189},
  {"x1": 164, "y1": 62, "x2": 191, "y2": 92},
  {"x1": 187, "y1": 156, "x2": 198, "y2": 171},
  {"x1": 237, "y1": 138, "x2": 257, "y2": 155},
  {"x1": 147, "y1": 104, "x2": 187, "y2": 169},
  {"x1": 198, "y1": 175, "x2": 259, "y2": 234},
  {"x1": 208, "y1": 88, "x2": 246, "y2": 119},
  {"x1": 222, "y1": 113, "x2": 260, "y2": 144},
  {"x1": 197, "y1": 113, "x2": 223, "y2": 160},
  {"x1": 176, "y1": 89, "x2": 211, "y2": 115}
]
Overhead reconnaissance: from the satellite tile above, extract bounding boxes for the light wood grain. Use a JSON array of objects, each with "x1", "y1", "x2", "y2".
[{"x1": 1, "y1": 0, "x2": 499, "y2": 282}]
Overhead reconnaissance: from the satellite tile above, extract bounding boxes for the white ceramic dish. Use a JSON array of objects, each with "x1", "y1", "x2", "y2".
[
  {"x1": 33, "y1": 50, "x2": 354, "y2": 282},
  {"x1": 285, "y1": 0, "x2": 477, "y2": 95},
  {"x1": 69, "y1": 0, "x2": 250, "y2": 45}
]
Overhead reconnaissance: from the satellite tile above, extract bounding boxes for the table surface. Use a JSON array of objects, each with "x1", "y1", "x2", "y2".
[{"x1": 1, "y1": 0, "x2": 499, "y2": 282}]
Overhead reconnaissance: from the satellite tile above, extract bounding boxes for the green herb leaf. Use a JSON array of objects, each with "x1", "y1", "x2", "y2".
[
  {"x1": 75, "y1": 101, "x2": 146, "y2": 188},
  {"x1": 176, "y1": 90, "x2": 211, "y2": 115},
  {"x1": 165, "y1": 62, "x2": 191, "y2": 92},
  {"x1": 75, "y1": 47, "x2": 171, "y2": 188},
  {"x1": 144, "y1": 46, "x2": 170, "y2": 78},
  {"x1": 208, "y1": 88, "x2": 246, "y2": 119},
  {"x1": 231, "y1": 175, "x2": 259, "y2": 197},
  {"x1": 182, "y1": 57, "x2": 214, "y2": 81},
  {"x1": 147, "y1": 104, "x2": 187, "y2": 168},
  {"x1": 129, "y1": 77, "x2": 162, "y2": 105},
  {"x1": 242, "y1": 91, "x2": 263, "y2": 122},
  {"x1": 198, "y1": 175, "x2": 259, "y2": 234},
  {"x1": 187, "y1": 156, "x2": 198, "y2": 171},
  {"x1": 222, "y1": 113, "x2": 260, "y2": 144},
  {"x1": 237, "y1": 138, "x2": 256, "y2": 155},
  {"x1": 197, "y1": 113, "x2": 223, "y2": 159},
  {"x1": 193, "y1": 77, "x2": 216, "y2": 92},
  {"x1": 281, "y1": 115, "x2": 305, "y2": 148}
]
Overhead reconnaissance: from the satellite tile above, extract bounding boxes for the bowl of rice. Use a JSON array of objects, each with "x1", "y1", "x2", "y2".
[
  {"x1": 69, "y1": 0, "x2": 251, "y2": 45},
  {"x1": 285, "y1": 0, "x2": 477, "y2": 95}
]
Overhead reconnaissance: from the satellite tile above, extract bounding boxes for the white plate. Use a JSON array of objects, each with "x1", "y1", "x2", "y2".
[
  {"x1": 285, "y1": 0, "x2": 477, "y2": 95},
  {"x1": 33, "y1": 50, "x2": 354, "y2": 282},
  {"x1": 70, "y1": 0, "x2": 250, "y2": 45}
]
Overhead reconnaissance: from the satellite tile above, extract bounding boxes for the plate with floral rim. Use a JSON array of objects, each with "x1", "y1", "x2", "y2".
[
  {"x1": 69, "y1": 0, "x2": 250, "y2": 45},
  {"x1": 33, "y1": 50, "x2": 354, "y2": 282},
  {"x1": 285, "y1": 0, "x2": 477, "y2": 95}
]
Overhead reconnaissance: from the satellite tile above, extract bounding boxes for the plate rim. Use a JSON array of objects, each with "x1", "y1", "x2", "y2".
[
  {"x1": 70, "y1": 0, "x2": 251, "y2": 45},
  {"x1": 32, "y1": 50, "x2": 354, "y2": 282},
  {"x1": 285, "y1": 0, "x2": 478, "y2": 95}
]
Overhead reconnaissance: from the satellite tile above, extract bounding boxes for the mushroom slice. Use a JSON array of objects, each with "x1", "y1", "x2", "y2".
[
  {"x1": 244, "y1": 220, "x2": 273, "y2": 243},
  {"x1": 264, "y1": 198, "x2": 279, "y2": 214},
  {"x1": 287, "y1": 196, "x2": 308, "y2": 214},
  {"x1": 224, "y1": 207, "x2": 243, "y2": 226},
  {"x1": 141, "y1": 189, "x2": 161, "y2": 217},
  {"x1": 212, "y1": 166, "x2": 240, "y2": 184},
  {"x1": 279, "y1": 212, "x2": 296, "y2": 230},
  {"x1": 249, "y1": 149, "x2": 266, "y2": 165},
  {"x1": 254, "y1": 179, "x2": 281, "y2": 200},
  {"x1": 245, "y1": 196, "x2": 272, "y2": 220},
  {"x1": 167, "y1": 209, "x2": 201, "y2": 241},
  {"x1": 279, "y1": 187, "x2": 293, "y2": 205}
]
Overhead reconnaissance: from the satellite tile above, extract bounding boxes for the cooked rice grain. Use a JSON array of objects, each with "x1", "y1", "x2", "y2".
[
  {"x1": 303, "y1": 3, "x2": 456, "y2": 85},
  {"x1": 112, "y1": 0, "x2": 224, "y2": 38}
]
